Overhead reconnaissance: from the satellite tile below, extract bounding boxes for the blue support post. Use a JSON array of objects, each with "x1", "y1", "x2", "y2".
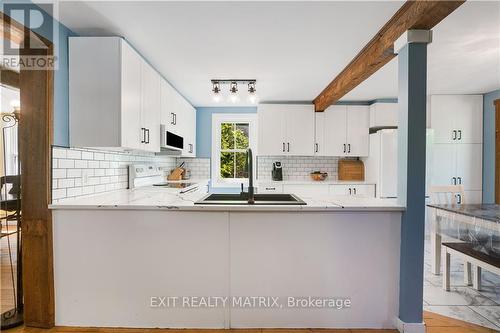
[{"x1": 397, "y1": 32, "x2": 430, "y2": 329}]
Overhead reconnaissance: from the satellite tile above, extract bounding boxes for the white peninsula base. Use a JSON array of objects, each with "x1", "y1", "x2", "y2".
[{"x1": 53, "y1": 209, "x2": 402, "y2": 329}]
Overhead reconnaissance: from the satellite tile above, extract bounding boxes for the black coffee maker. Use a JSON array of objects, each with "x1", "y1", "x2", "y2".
[{"x1": 272, "y1": 162, "x2": 283, "y2": 181}]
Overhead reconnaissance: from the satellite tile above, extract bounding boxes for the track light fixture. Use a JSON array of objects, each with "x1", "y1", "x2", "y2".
[{"x1": 210, "y1": 79, "x2": 257, "y2": 104}]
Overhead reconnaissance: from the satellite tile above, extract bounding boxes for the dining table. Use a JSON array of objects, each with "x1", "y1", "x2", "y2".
[{"x1": 427, "y1": 203, "x2": 500, "y2": 275}]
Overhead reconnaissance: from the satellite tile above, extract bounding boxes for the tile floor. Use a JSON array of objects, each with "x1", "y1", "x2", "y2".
[{"x1": 423, "y1": 236, "x2": 500, "y2": 330}]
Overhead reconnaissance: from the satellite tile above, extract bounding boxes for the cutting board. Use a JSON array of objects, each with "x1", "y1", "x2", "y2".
[{"x1": 338, "y1": 159, "x2": 365, "y2": 181}]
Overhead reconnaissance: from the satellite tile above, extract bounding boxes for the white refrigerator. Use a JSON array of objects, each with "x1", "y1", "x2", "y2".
[{"x1": 364, "y1": 129, "x2": 398, "y2": 198}]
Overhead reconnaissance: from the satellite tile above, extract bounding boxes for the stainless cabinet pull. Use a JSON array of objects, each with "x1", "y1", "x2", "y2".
[
  {"x1": 457, "y1": 130, "x2": 462, "y2": 140},
  {"x1": 287, "y1": 142, "x2": 290, "y2": 152},
  {"x1": 457, "y1": 177, "x2": 462, "y2": 184},
  {"x1": 282, "y1": 142, "x2": 285, "y2": 152},
  {"x1": 343, "y1": 144, "x2": 346, "y2": 153},
  {"x1": 315, "y1": 143, "x2": 319, "y2": 153},
  {"x1": 348, "y1": 144, "x2": 351, "y2": 153},
  {"x1": 141, "y1": 128, "x2": 146, "y2": 143},
  {"x1": 452, "y1": 130, "x2": 457, "y2": 140},
  {"x1": 171, "y1": 113, "x2": 175, "y2": 125},
  {"x1": 452, "y1": 177, "x2": 457, "y2": 185},
  {"x1": 145, "y1": 128, "x2": 150, "y2": 144}
]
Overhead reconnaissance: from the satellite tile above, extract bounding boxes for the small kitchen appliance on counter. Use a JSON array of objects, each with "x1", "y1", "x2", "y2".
[
  {"x1": 128, "y1": 164, "x2": 199, "y2": 193},
  {"x1": 272, "y1": 162, "x2": 283, "y2": 181},
  {"x1": 338, "y1": 159, "x2": 365, "y2": 181}
]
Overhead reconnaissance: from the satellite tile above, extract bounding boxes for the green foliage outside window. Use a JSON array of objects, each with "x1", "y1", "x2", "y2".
[{"x1": 220, "y1": 123, "x2": 249, "y2": 179}]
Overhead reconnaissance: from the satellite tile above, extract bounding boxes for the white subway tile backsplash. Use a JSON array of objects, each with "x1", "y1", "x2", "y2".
[
  {"x1": 257, "y1": 156, "x2": 340, "y2": 181},
  {"x1": 52, "y1": 147, "x2": 176, "y2": 202},
  {"x1": 176, "y1": 158, "x2": 210, "y2": 180}
]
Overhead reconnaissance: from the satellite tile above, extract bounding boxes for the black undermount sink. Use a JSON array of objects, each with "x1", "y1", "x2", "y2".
[{"x1": 195, "y1": 193, "x2": 307, "y2": 205}]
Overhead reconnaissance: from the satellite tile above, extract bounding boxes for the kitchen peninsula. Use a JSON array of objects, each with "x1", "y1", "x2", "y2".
[{"x1": 50, "y1": 187, "x2": 403, "y2": 329}]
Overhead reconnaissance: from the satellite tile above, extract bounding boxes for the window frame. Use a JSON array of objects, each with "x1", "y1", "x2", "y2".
[{"x1": 211, "y1": 113, "x2": 257, "y2": 188}]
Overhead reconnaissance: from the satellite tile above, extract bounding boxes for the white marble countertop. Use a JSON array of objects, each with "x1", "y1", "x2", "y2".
[
  {"x1": 49, "y1": 183, "x2": 404, "y2": 212},
  {"x1": 256, "y1": 180, "x2": 375, "y2": 185}
]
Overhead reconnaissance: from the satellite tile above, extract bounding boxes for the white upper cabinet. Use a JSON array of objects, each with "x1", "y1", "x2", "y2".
[
  {"x1": 258, "y1": 104, "x2": 314, "y2": 156},
  {"x1": 315, "y1": 105, "x2": 369, "y2": 156},
  {"x1": 141, "y1": 62, "x2": 161, "y2": 152},
  {"x1": 369, "y1": 102, "x2": 398, "y2": 127},
  {"x1": 430, "y1": 95, "x2": 483, "y2": 144},
  {"x1": 159, "y1": 76, "x2": 197, "y2": 157},
  {"x1": 69, "y1": 37, "x2": 160, "y2": 152}
]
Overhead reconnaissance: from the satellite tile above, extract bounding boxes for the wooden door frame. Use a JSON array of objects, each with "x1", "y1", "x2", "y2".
[
  {"x1": 495, "y1": 99, "x2": 500, "y2": 204},
  {"x1": 1, "y1": 12, "x2": 55, "y2": 327}
]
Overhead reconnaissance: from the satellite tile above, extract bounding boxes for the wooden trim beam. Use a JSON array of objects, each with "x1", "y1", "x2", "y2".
[
  {"x1": 1, "y1": 11, "x2": 56, "y2": 328},
  {"x1": 495, "y1": 99, "x2": 500, "y2": 204},
  {"x1": 313, "y1": 0, "x2": 465, "y2": 112},
  {"x1": 1, "y1": 65, "x2": 20, "y2": 89}
]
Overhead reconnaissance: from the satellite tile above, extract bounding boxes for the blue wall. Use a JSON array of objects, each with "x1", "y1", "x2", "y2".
[
  {"x1": 483, "y1": 89, "x2": 500, "y2": 203},
  {"x1": 196, "y1": 106, "x2": 257, "y2": 158},
  {"x1": 1, "y1": 2, "x2": 76, "y2": 146}
]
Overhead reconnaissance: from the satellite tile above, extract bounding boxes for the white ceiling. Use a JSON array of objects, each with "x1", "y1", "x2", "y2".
[{"x1": 58, "y1": 1, "x2": 500, "y2": 107}]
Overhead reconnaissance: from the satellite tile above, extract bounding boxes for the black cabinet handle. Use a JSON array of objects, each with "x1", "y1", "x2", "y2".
[
  {"x1": 282, "y1": 142, "x2": 285, "y2": 152},
  {"x1": 458, "y1": 130, "x2": 462, "y2": 140},
  {"x1": 343, "y1": 144, "x2": 346, "y2": 153},
  {"x1": 174, "y1": 113, "x2": 177, "y2": 125},
  {"x1": 189, "y1": 143, "x2": 193, "y2": 153},
  {"x1": 349, "y1": 188, "x2": 352, "y2": 195},
  {"x1": 456, "y1": 194, "x2": 462, "y2": 204},
  {"x1": 452, "y1": 130, "x2": 457, "y2": 140},
  {"x1": 145, "y1": 128, "x2": 150, "y2": 144},
  {"x1": 457, "y1": 177, "x2": 462, "y2": 184},
  {"x1": 141, "y1": 128, "x2": 146, "y2": 143},
  {"x1": 353, "y1": 187, "x2": 356, "y2": 195},
  {"x1": 452, "y1": 177, "x2": 456, "y2": 185},
  {"x1": 315, "y1": 143, "x2": 319, "y2": 153},
  {"x1": 348, "y1": 144, "x2": 351, "y2": 153},
  {"x1": 287, "y1": 142, "x2": 290, "y2": 152}
]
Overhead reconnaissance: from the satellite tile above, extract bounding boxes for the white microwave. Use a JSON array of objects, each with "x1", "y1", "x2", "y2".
[{"x1": 160, "y1": 125, "x2": 183, "y2": 151}]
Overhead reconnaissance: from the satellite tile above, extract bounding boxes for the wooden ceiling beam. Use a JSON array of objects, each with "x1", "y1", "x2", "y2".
[{"x1": 313, "y1": 0, "x2": 465, "y2": 112}]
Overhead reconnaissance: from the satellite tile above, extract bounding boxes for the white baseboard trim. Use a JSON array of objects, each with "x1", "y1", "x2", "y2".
[{"x1": 396, "y1": 317, "x2": 426, "y2": 333}]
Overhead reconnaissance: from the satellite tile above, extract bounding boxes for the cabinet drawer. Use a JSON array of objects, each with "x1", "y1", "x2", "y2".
[
  {"x1": 329, "y1": 184, "x2": 375, "y2": 197},
  {"x1": 257, "y1": 184, "x2": 283, "y2": 193}
]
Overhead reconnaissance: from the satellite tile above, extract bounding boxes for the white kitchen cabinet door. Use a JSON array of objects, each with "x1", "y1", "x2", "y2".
[
  {"x1": 453, "y1": 95, "x2": 483, "y2": 144},
  {"x1": 431, "y1": 95, "x2": 458, "y2": 144},
  {"x1": 141, "y1": 62, "x2": 161, "y2": 152},
  {"x1": 285, "y1": 105, "x2": 315, "y2": 156},
  {"x1": 352, "y1": 184, "x2": 375, "y2": 197},
  {"x1": 346, "y1": 105, "x2": 370, "y2": 157},
  {"x1": 430, "y1": 144, "x2": 457, "y2": 187},
  {"x1": 369, "y1": 102, "x2": 398, "y2": 127},
  {"x1": 464, "y1": 191, "x2": 482, "y2": 204},
  {"x1": 431, "y1": 95, "x2": 483, "y2": 144},
  {"x1": 160, "y1": 79, "x2": 178, "y2": 133},
  {"x1": 258, "y1": 104, "x2": 286, "y2": 156},
  {"x1": 120, "y1": 40, "x2": 143, "y2": 151},
  {"x1": 456, "y1": 144, "x2": 482, "y2": 191},
  {"x1": 182, "y1": 104, "x2": 196, "y2": 157},
  {"x1": 314, "y1": 112, "x2": 326, "y2": 156},
  {"x1": 324, "y1": 105, "x2": 347, "y2": 156}
]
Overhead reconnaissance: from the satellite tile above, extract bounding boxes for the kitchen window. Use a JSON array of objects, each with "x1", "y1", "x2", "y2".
[{"x1": 211, "y1": 114, "x2": 257, "y2": 187}]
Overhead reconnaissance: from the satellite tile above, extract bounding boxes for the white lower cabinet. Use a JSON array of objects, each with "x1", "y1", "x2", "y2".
[
  {"x1": 257, "y1": 184, "x2": 283, "y2": 193},
  {"x1": 329, "y1": 184, "x2": 375, "y2": 197}
]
